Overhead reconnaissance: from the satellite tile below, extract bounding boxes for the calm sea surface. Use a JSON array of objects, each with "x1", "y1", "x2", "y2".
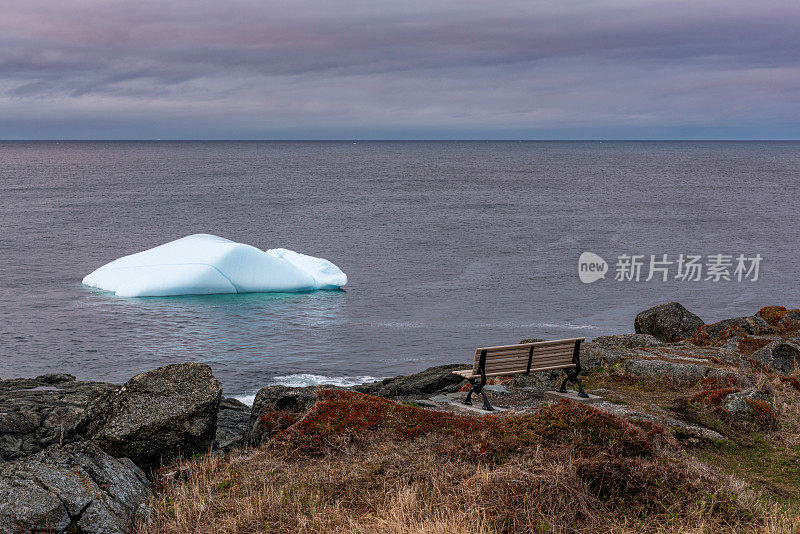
[{"x1": 1, "y1": 141, "x2": 798, "y2": 402}]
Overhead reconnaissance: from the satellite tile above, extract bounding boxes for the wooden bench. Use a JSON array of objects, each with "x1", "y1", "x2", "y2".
[{"x1": 453, "y1": 337, "x2": 587, "y2": 411}]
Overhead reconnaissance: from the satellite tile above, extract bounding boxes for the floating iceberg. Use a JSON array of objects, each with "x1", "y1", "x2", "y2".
[{"x1": 82, "y1": 234, "x2": 347, "y2": 297}]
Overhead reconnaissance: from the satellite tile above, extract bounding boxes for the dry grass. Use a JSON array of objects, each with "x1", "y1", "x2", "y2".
[{"x1": 138, "y1": 391, "x2": 798, "y2": 533}]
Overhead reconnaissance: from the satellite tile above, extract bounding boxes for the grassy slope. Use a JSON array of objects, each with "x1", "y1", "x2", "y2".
[
  {"x1": 583, "y1": 370, "x2": 800, "y2": 507},
  {"x1": 141, "y1": 306, "x2": 800, "y2": 533},
  {"x1": 141, "y1": 391, "x2": 798, "y2": 533}
]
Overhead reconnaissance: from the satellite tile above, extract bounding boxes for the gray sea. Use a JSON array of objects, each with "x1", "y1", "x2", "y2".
[{"x1": 1, "y1": 141, "x2": 798, "y2": 403}]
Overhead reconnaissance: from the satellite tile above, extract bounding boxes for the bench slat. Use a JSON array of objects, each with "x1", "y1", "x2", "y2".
[
  {"x1": 473, "y1": 341, "x2": 580, "y2": 356},
  {"x1": 479, "y1": 359, "x2": 574, "y2": 374},
  {"x1": 484, "y1": 353, "x2": 574, "y2": 366},
  {"x1": 458, "y1": 362, "x2": 576, "y2": 379},
  {"x1": 477, "y1": 351, "x2": 574, "y2": 366},
  {"x1": 476, "y1": 347, "x2": 574, "y2": 362},
  {"x1": 476, "y1": 346, "x2": 573, "y2": 360},
  {"x1": 474, "y1": 338, "x2": 584, "y2": 351}
]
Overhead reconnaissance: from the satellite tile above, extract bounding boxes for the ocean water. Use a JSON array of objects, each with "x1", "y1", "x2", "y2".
[{"x1": 1, "y1": 141, "x2": 798, "y2": 402}]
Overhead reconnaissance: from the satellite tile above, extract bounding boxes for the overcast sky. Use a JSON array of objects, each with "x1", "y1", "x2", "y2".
[{"x1": 1, "y1": 0, "x2": 799, "y2": 139}]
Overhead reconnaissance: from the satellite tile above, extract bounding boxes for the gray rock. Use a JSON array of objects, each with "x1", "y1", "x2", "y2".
[
  {"x1": 74, "y1": 363, "x2": 221, "y2": 470},
  {"x1": 722, "y1": 335, "x2": 746, "y2": 353},
  {"x1": 591, "y1": 334, "x2": 662, "y2": 349},
  {"x1": 352, "y1": 364, "x2": 470, "y2": 400},
  {"x1": 623, "y1": 359, "x2": 709, "y2": 385},
  {"x1": 511, "y1": 369, "x2": 563, "y2": 388},
  {"x1": 749, "y1": 341, "x2": 800, "y2": 374},
  {"x1": 595, "y1": 402, "x2": 724, "y2": 443},
  {"x1": 244, "y1": 386, "x2": 319, "y2": 446},
  {"x1": 634, "y1": 302, "x2": 705, "y2": 342},
  {"x1": 707, "y1": 368, "x2": 753, "y2": 388},
  {"x1": 0, "y1": 374, "x2": 116, "y2": 462},
  {"x1": 214, "y1": 397, "x2": 250, "y2": 452},
  {"x1": 0, "y1": 441, "x2": 150, "y2": 534},
  {"x1": 701, "y1": 316, "x2": 773, "y2": 341},
  {"x1": 722, "y1": 388, "x2": 773, "y2": 421},
  {"x1": 781, "y1": 310, "x2": 800, "y2": 324},
  {"x1": 581, "y1": 345, "x2": 629, "y2": 370}
]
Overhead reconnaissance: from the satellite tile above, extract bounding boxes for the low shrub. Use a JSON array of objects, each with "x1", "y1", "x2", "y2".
[{"x1": 276, "y1": 390, "x2": 670, "y2": 459}]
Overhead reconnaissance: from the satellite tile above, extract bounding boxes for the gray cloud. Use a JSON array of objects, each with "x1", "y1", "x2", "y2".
[{"x1": 1, "y1": 0, "x2": 799, "y2": 138}]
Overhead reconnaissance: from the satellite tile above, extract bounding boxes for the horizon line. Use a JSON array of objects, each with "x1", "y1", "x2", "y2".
[{"x1": 1, "y1": 138, "x2": 799, "y2": 142}]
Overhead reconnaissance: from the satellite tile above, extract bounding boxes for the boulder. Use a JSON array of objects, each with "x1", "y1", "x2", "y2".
[
  {"x1": 581, "y1": 335, "x2": 663, "y2": 371},
  {"x1": 0, "y1": 374, "x2": 116, "y2": 462},
  {"x1": 623, "y1": 359, "x2": 708, "y2": 385},
  {"x1": 578, "y1": 343, "x2": 630, "y2": 372},
  {"x1": 352, "y1": 364, "x2": 470, "y2": 400},
  {"x1": 0, "y1": 441, "x2": 151, "y2": 534},
  {"x1": 756, "y1": 306, "x2": 800, "y2": 326},
  {"x1": 722, "y1": 388, "x2": 770, "y2": 419},
  {"x1": 634, "y1": 302, "x2": 704, "y2": 342},
  {"x1": 721, "y1": 388, "x2": 777, "y2": 427},
  {"x1": 74, "y1": 363, "x2": 221, "y2": 470},
  {"x1": 749, "y1": 341, "x2": 800, "y2": 373},
  {"x1": 214, "y1": 397, "x2": 251, "y2": 452},
  {"x1": 244, "y1": 386, "x2": 318, "y2": 446},
  {"x1": 701, "y1": 316, "x2": 773, "y2": 341}
]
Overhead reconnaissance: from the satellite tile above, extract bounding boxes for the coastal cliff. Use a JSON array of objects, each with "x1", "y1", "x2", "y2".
[{"x1": 2, "y1": 304, "x2": 800, "y2": 533}]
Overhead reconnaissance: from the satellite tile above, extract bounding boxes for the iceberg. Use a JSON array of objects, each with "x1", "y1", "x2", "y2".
[{"x1": 82, "y1": 234, "x2": 347, "y2": 297}]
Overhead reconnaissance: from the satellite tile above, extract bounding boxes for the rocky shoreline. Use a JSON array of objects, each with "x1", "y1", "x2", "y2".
[{"x1": 2, "y1": 302, "x2": 799, "y2": 533}]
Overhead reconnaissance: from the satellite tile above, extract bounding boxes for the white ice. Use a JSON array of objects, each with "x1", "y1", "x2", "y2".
[{"x1": 82, "y1": 234, "x2": 347, "y2": 297}]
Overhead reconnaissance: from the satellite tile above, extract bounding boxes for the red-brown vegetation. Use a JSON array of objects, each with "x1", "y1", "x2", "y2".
[{"x1": 140, "y1": 390, "x2": 793, "y2": 533}]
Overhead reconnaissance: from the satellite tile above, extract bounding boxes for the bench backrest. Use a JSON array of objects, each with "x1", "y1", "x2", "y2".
[{"x1": 471, "y1": 338, "x2": 585, "y2": 378}]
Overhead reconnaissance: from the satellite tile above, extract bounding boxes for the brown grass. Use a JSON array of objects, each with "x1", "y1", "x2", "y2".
[{"x1": 138, "y1": 391, "x2": 798, "y2": 533}]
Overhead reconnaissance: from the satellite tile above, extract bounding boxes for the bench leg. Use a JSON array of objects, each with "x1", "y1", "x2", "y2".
[
  {"x1": 559, "y1": 369, "x2": 589, "y2": 398},
  {"x1": 479, "y1": 389, "x2": 494, "y2": 412},
  {"x1": 463, "y1": 374, "x2": 495, "y2": 411},
  {"x1": 575, "y1": 377, "x2": 588, "y2": 398},
  {"x1": 463, "y1": 378, "x2": 475, "y2": 405}
]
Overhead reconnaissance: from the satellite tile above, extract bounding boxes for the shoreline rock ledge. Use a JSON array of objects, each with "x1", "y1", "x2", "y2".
[
  {"x1": 73, "y1": 362, "x2": 222, "y2": 471},
  {"x1": 0, "y1": 441, "x2": 151, "y2": 534},
  {"x1": 0, "y1": 374, "x2": 116, "y2": 462}
]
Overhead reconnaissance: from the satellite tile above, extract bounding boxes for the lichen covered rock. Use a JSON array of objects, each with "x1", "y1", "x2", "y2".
[
  {"x1": 634, "y1": 302, "x2": 704, "y2": 342},
  {"x1": 353, "y1": 364, "x2": 469, "y2": 400},
  {"x1": 0, "y1": 374, "x2": 115, "y2": 462},
  {"x1": 214, "y1": 397, "x2": 251, "y2": 452},
  {"x1": 702, "y1": 316, "x2": 773, "y2": 340},
  {"x1": 623, "y1": 359, "x2": 709, "y2": 385},
  {"x1": 749, "y1": 341, "x2": 800, "y2": 374},
  {"x1": 74, "y1": 363, "x2": 221, "y2": 470},
  {"x1": 244, "y1": 385, "x2": 319, "y2": 446},
  {"x1": 0, "y1": 441, "x2": 150, "y2": 534}
]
